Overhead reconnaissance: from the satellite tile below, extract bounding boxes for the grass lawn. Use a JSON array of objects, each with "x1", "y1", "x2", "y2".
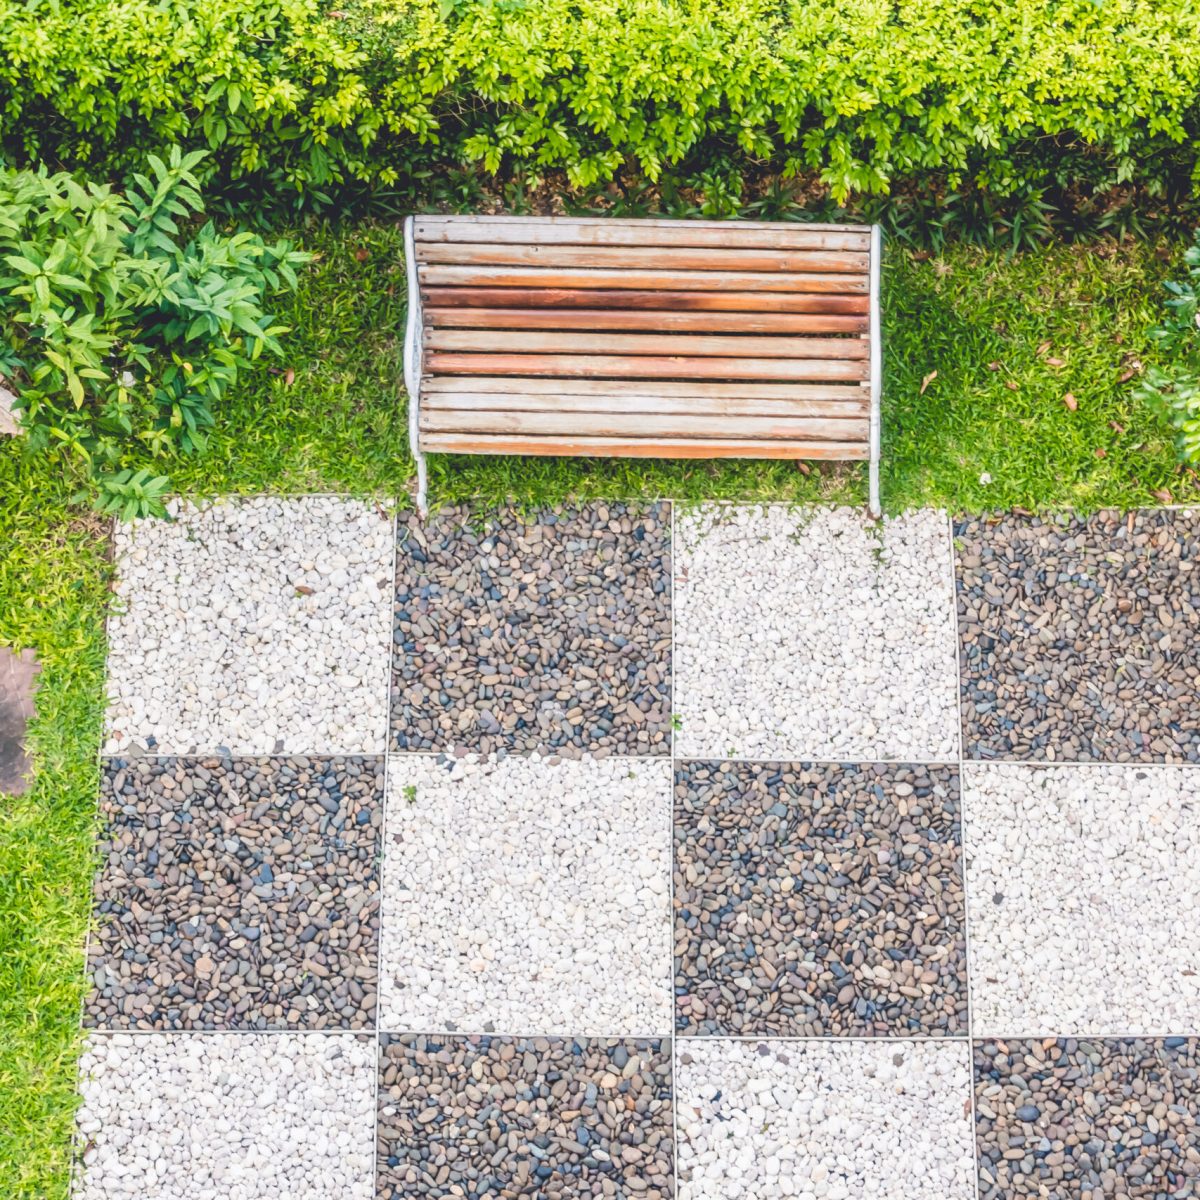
[{"x1": 0, "y1": 221, "x2": 1192, "y2": 1199}]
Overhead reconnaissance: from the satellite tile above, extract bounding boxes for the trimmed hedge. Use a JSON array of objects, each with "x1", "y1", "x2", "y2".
[{"x1": 3, "y1": 0, "x2": 1200, "y2": 217}]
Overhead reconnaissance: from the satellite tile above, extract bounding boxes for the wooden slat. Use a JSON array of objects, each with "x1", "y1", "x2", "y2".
[
  {"x1": 421, "y1": 408, "x2": 866, "y2": 442},
  {"x1": 423, "y1": 377, "x2": 868, "y2": 401},
  {"x1": 413, "y1": 215, "x2": 870, "y2": 251},
  {"x1": 423, "y1": 392, "x2": 868, "y2": 419},
  {"x1": 424, "y1": 307, "x2": 868, "y2": 334},
  {"x1": 425, "y1": 353, "x2": 868, "y2": 382},
  {"x1": 421, "y1": 287, "x2": 870, "y2": 314},
  {"x1": 418, "y1": 242, "x2": 868, "y2": 274},
  {"x1": 420, "y1": 432, "x2": 869, "y2": 460},
  {"x1": 425, "y1": 330, "x2": 868, "y2": 360},
  {"x1": 418, "y1": 265, "x2": 867, "y2": 294}
]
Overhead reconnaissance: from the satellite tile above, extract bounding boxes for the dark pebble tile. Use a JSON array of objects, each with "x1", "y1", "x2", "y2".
[
  {"x1": 674, "y1": 760, "x2": 966, "y2": 1036},
  {"x1": 376, "y1": 1034, "x2": 674, "y2": 1199},
  {"x1": 390, "y1": 502, "x2": 672, "y2": 756},
  {"x1": 85, "y1": 756, "x2": 383, "y2": 1030},
  {"x1": 956, "y1": 510, "x2": 1200, "y2": 763},
  {"x1": 975, "y1": 1038, "x2": 1200, "y2": 1199}
]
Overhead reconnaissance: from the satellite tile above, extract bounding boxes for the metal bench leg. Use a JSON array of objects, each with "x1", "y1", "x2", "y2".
[
  {"x1": 867, "y1": 224, "x2": 883, "y2": 521},
  {"x1": 402, "y1": 214, "x2": 430, "y2": 521},
  {"x1": 415, "y1": 452, "x2": 429, "y2": 519}
]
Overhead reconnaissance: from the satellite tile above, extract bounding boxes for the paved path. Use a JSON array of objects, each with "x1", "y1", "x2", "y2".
[{"x1": 77, "y1": 499, "x2": 1200, "y2": 1199}]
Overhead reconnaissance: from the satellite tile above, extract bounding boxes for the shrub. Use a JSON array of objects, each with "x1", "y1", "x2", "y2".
[
  {"x1": 2, "y1": 0, "x2": 1200, "y2": 234},
  {"x1": 1137, "y1": 231, "x2": 1200, "y2": 463},
  {"x1": 0, "y1": 149, "x2": 308, "y2": 514}
]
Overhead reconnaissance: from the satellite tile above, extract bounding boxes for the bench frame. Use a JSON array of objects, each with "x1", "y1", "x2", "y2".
[{"x1": 404, "y1": 217, "x2": 883, "y2": 518}]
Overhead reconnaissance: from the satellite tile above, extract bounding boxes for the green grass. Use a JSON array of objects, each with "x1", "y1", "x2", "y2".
[
  {"x1": 0, "y1": 458, "x2": 110, "y2": 1200},
  {"x1": 0, "y1": 221, "x2": 1192, "y2": 1200}
]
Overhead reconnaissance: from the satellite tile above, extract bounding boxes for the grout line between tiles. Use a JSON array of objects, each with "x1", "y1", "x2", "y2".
[
  {"x1": 70, "y1": 513, "x2": 119, "y2": 1200},
  {"x1": 948, "y1": 511, "x2": 985, "y2": 1200},
  {"x1": 668, "y1": 497, "x2": 681, "y2": 1192},
  {"x1": 80, "y1": 1025, "x2": 1200, "y2": 1042},
  {"x1": 372, "y1": 501, "x2": 401, "y2": 1199}
]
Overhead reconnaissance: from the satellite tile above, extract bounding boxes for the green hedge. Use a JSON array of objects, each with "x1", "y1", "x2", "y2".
[{"x1": 3, "y1": 0, "x2": 1200, "y2": 221}]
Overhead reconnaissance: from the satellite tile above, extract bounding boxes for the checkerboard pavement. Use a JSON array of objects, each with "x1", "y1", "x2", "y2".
[{"x1": 77, "y1": 500, "x2": 1200, "y2": 1199}]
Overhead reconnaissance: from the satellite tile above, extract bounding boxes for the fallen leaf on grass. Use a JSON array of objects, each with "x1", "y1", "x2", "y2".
[
  {"x1": 1109, "y1": 421, "x2": 1126, "y2": 434},
  {"x1": 986, "y1": 361, "x2": 1002, "y2": 372},
  {"x1": 354, "y1": 247, "x2": 370, "y2": 262},
  {"x1": 1094, "y1": 447, "x2": 1107, "y2": 459},
  {"x1": 1153, "y1": 489, "x2": 1173, "y2": 504},
  {"x1": 284, "y1": 367, "x2": 295, "y2": 387},
  {"x1": 1036, "y1": 341, "x2": 1051, "y2": 357},
  {"x1": 1045, "y1": 356, "x2": 1065, "y2": 368},
  {"x1": 1005, "y1": 380, "x2": 1019, "y2": 391},
  {"x1": 1117, "y1": 357, "x2": 1143, "y2": 384},
  {"x1": 920, "y1": 370, "x2": 938, "y2": 395},
  {"x1": 795, "y1": 462, "x2": 811, "y2": 476},
  {"x1": 1063, "y1": 393, "x2": 1078, "y2": 411}
]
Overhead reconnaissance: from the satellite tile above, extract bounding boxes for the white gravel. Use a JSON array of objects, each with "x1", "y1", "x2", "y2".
[
  {"x1": 964, "y1": 763, "x2": 1200, "y2": 1035},
  {"x1": 380, "y1": 755, "x2": 672, "y2": 1035},
  {"x1": 676, "y1": 1038, "x2": 975, "y2": 1200},
  {"x1": 104, "y1": 497, "x2": 394, "y2": 755},
  {"x1": 674, "y1": 505, "x2": 959, "y2": 761},
  {"x1": 75, "y1": 1032, "x2": 375, "y2": 1200}
]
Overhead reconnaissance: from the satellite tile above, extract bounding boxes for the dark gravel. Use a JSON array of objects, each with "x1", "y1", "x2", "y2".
[
  {"x1": 957, "y1": 510, "x2": 1200, "y2": 762},
  {"x1": 85, "y1": 756, "x2": 382, "y2": 1029},
  {"x1": 377, "y1": 1034, "x2": 674, "y2": 1199},
  {"x1": 391, "y1": 503, "x2": 672, "y2": 756},
  {"x1": 975, "y1": 1038, "x2": 1200, "y2": 1198},
  {"x1": 674, "y1": 760, "x2": 966, "y2": 1036}
]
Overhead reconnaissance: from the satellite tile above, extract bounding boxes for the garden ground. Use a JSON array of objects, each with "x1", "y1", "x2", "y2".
[
  {"x1": 74, "y1": 495, "x2": 1200, "y2": 1199},
  {"x1": 1, "y1": 226, "x2": 1197, "y2": 1199}
]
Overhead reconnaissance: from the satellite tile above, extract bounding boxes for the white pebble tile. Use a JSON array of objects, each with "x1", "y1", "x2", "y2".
[
  {"x1": 75, "y1": 1032, "x2": 375, "y2": 1200},
  {"x1": 674, "y1": 505, "x2": 958, "y2": 761},
  {"x1": 676, "y1": 1038, "x2": 975, "y2": 1200},
  {"x1": 965, "y1": 763, "x2": 1200, "y2": 1035},
  {"x1": 380, "y1": 755, "x2": 672, "y2": 1035},
  {"x1": 103, "y1": 497, "x2": 394, "y2": 755}
]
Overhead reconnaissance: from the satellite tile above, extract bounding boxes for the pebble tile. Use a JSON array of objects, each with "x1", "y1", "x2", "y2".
[
  {"x1": 390, "y1": 502, "x2": 672, "y2": 756},
  {"x1": 674, "y1": 760, "x2": 966, "y2": 1036},
  {"x1": 964, "y1": 763, "x2": 1200, "y2": 1036},
  {"x1": 975, "y1": 1037, "x2": 1200, "y2": 1199},
  {"x1": 377, "y1": 1034, "x2": 674, "y2": 1199},
  {"x1": 956, "y1": 509, "x2": 1200, "y2": 762},
  {"x1": 76, "y1": 1031, "x2": 376, "y2": 1200},
  {"x1": 380, "y1": 755, "x2": 672, "y2": 1035},
  {"x1": 677, "y1": 1038, "x2": 976, "y2": 1199},
  {"x1": 674, "y1": 505, "x2": 959, "y2": 762},
  {"x1": 86, "y1": 756, "x2": 382, "y2": 1030},
  {"x1": 104, "y1": 496, "x2": 394, "y2": 755}
]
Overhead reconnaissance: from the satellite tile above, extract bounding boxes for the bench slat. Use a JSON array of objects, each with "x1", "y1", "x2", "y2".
[
  {"x1": 419, "y1": 432, "x2": 870, "y2": 460},
  {"x1": 424, "y1": 307, "x2": 868, "y2": 334},
  {"x1": 414, "y1": 216, "x2": 870, "y2": 251},
  {"x1": 423, "y1": 377, "x2": 867, "y2": 401},
  {"x1": 423, "y1": 391, "x2": 868, "y2": 418},
  {"x1": 425, "y1": 352, "x2": 868, "y2": 381},
  {"x1": 421, "y1": 287, "x2": 870, "y2": 314},
  {"x1": 419, "y1": 242, "x2": 868, "y2": 274},
  {"x1": 421, "y1": 409, "x2": 866, "y2": 441},
  {"x1": 425, "y1": 330, "x2": 868, "y2": 360},
  {"x1": 419, "y1": 265, "x2": 868, "y2": 294}
]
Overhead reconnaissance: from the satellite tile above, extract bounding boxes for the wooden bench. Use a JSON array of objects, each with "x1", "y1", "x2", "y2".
[{"x1": 402, "y1": 215, "x2": 882, "y2": 515}]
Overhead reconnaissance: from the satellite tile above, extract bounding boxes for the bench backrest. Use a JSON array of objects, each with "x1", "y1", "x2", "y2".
[{"x1": 403, "y1": 215, "x2": 882, "y2": 513}]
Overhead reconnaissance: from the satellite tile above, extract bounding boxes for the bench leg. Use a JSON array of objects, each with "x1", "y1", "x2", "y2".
[
  {"x1": 868, "y1": 455, "x2": 881, "y2": 521},
  {"x1": 415, "y1": 452, "x2": 429, "y2": 520}
]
